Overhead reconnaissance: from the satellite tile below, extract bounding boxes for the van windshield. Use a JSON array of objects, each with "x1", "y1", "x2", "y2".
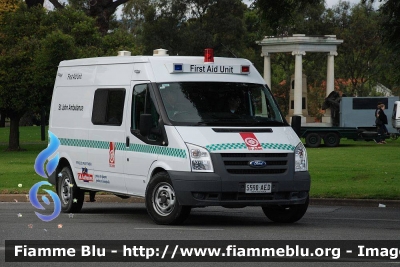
[{"x1": 158, "y1": 82, "x2": 287, "y2": 126}]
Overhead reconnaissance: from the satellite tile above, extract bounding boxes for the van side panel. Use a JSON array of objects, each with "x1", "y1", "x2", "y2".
[
  {"x1": 87, "y1": 86, "x2": 129, "y2": 194},
  {"x1": 49, "y1": 85, "x2": 91, "y2": 185},
  {"x1": 95, "y1": 64, "x2": 134, "y2": 85}
]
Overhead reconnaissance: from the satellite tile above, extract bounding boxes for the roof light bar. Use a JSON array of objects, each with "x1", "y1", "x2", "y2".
[
  {"x1": 241, "y1": 65, "x2": 250, "y2": 74},
  {"x1": 204, "y1": 48, "x2": 214, "y2": 63},
  {"x1": 173, "y1": 63, "x2": 183, "y2": 72}
]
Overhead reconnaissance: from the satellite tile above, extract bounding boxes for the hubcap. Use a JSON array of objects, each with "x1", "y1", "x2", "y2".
[
  {"x1": 61, "y1": 175, "x2": 72, "y2": 205},
  {"x1": 152, "y1": 182, "x2": 176, "y2": 216}
]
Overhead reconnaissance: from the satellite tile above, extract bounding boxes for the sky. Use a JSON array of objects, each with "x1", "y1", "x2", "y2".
[
  {"x1": 325, "y1": 0, "x2": 379, "y2": 8},
  {"x1": 326, "y1": 0, "x2": 357, "y2": 8}
]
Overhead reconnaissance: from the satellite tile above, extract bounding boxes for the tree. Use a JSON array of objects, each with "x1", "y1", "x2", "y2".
[
  {"x1": 0, "y1": 3, "x2": 138, "y2": 150},
  {"x1": 330, "y1": 2, "x2": 388, "y2": 96},
  {"x1": 0, "y1": 0, "x2": 20, "y2": 14},
  {"x1": 364, "y1": 0, "x2": 400, "y2": 51},
  {"x1": 48, "y1": 0, "x2": 129, "y2": 35},
  {"x1": 184, "y1": 0, "x2": 248, "y2": 56},
  {"x1": 252, "y1": 0, "x2": 323, "y2": 35},
  {"x1": 0, "y1": 4, "x2": 46, "y2": 150},
  {"x1": 0, "y1": 0, "x2": 21, "y2": 127},
  {"x1": 25, "y1": 0, "x2": 44, "y2": 7},
  {"x1": 122, "y1": 0, "x2": 248, "y2": 57},
  {"x1": 363, "y1": 0, "x2": 400, "y2": 85}
]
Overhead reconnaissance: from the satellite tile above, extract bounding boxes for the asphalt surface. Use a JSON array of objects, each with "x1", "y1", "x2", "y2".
[
  {"x1": 2, "y1": 194, "x2": 400, "y2": 208},
  {"x1": 2, "y1": 202, "x2": 400, "y2": 267}
]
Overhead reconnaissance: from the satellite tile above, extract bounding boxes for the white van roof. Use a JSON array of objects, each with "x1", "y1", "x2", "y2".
[
  {"x1": 57, "y1": 54, "x2": 265, "y2": 85},
  {"x1": 59, "y1": 56, "x2": 148, "y2": 67},
  {"x1": 59, "y1": 55, "x2": 252, "y2": 65}
]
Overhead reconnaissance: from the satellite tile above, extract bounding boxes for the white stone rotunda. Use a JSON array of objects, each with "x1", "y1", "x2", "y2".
[{"x1": 258, "y1": 34, "x2": 343, "y2": 125}]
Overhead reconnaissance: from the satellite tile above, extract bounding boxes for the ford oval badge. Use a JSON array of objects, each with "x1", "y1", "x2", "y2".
[{"x1": 249, "y1": 160, "x2": 267, "y2": 168}]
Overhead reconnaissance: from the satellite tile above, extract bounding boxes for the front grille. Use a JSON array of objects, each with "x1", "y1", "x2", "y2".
[
  {"x1": 224, "y1": 161, "x2": 287, "y2": 166},
  {"x1": 220, "y1": 153, "x2": 289, "y2": 175},
  {"x1": 227, "y1": 169, "x2": 286, "y2": 174}
]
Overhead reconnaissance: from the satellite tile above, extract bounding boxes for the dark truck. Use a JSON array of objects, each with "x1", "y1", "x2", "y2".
[{"x1": 299, "y1": 96, "x2": 400, "y2": 148}]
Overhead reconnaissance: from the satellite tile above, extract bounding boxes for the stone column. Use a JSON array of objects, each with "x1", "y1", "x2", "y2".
[
  {"x1": 262, "y1": 52, "x2": 271, "y2": 89},
  {"x1": 292, "y1": 51, "x2": 306, "y2": 116},
  {"x1": 260, "y1": 52, "x2": 271, "y2": 116},
  {"x1": 323, "y1": 51, "x2": 338, "y2": 124},
  {"x1": 326, "y1": 51, "x2": 337, "y2": 96}
]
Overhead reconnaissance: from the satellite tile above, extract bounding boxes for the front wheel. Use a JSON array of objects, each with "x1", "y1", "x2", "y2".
[
  {"x1": 262, "y1": 197, "x2": 309, "y2": 223},
  {"x1": 58, "y1": 166, "x2": 84, "y2": 213},
  {"x1": 145, "y1": 172, "x2": 191, "y2": 225}
]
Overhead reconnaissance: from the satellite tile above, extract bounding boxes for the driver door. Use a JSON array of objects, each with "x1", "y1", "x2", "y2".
[{"x1": 124, "y1": 82, "x2": 164, "y2": 196}]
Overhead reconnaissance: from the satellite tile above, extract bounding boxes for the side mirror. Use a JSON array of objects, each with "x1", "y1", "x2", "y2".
[
  {"x1": 139, "y1": 114, "x2": 153, "y2": 136},
  {"x1": 291, "y1": 115, "x2": 301, "y2": 137}
]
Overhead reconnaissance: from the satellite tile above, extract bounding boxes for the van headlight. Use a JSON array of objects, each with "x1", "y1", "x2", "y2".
[
  {"x1": 186, "y1": 143, "x2": 214, "y2": 172},
  {"x1": 294, "y1": 142, "x2": 308, "y2": 172}
]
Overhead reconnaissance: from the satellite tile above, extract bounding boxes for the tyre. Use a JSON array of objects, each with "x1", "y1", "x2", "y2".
[
  {"x1": 262, "y1": 197, "x2": 309, "y2": 223},
  {"x1": 145, "y1": 172, "x2": 191, "y2": 225},
  {"x1": 305, "y1": 133, "x2": 321, "y2": 148},
  {"x1": 58, "y1": 166, "x2": 84, "y2": 213},
  {"x1": 324, "y1": 132, "x2": 340, "y2": 147}
]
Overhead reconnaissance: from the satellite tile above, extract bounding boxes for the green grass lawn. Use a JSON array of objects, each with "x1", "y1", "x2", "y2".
[
  {"x1": 1, "y1": 126, "x2": 400, "y2": 199},
  {"x1": 0, "y1": 127, "x2": 48, "y2": 193},
  {"x1": 308, "y1": 139, "x2": 400, "y2": 199}
]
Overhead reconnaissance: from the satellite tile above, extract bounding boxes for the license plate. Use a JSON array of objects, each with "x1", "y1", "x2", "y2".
[{"x1": 245, "y1": 183, "x2": 271, "y2": 193}]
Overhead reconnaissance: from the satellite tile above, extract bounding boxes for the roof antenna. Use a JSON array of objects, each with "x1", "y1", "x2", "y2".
[{"x1": 220, "y1": 43, "x2": 237, "y2": 58}]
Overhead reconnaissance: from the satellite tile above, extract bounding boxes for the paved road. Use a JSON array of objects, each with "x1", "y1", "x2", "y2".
[{"x1": 1, "y1": 202, "x2": 400, "y2": 267}]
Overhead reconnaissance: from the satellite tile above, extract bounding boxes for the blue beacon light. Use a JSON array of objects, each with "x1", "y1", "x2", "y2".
[{"x1": 174, "y1": 64, "x2": 183, "y2": 72}]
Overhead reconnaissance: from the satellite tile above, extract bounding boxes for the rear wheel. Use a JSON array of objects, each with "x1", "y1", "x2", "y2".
[
  {"x1": 324, "y1": 132, "x2": 340, "y2": 147},
  {"x1": 262, "y1": 197, "x2": 309, "y2": 223},
  {"x1": 145, "y1": 172, "x2": 191, "y2": 225},
  {"x1": 58, "y1": 166, "x2": 84, "y2": 213},
  {"x1": 305, "y1": 133, "x2": 321, "y2": 148}
]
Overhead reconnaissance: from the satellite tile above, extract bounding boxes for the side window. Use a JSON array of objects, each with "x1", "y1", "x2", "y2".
[
  {"x1": 92, "y1": 89, "x2": 125, "y2": 126},
  {"x1": 132, "y1": 84, "x2": 160, "y2": 140}
]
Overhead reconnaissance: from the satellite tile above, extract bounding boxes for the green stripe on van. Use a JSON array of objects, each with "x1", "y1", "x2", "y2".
[
  {"x1": 206, "y1": 143, "x2": 247, "y2": 151},
  {"x1": 59, "y1": 138, "x2": 187, "y2": 158},
  {"x1": 206, "y1": 143, "x2": 295, "y2": 152},
  {"x1": 261, "y1": 143, "x2": 295, "y2": 150}
]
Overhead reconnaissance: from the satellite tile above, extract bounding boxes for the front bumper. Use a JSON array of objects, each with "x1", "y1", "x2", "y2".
[{"x1": 168, "y1": 170, "x2": 310, "y2": 207}]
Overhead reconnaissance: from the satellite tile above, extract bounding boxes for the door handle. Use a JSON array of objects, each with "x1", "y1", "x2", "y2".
[{"x1": 126, "y1": 136, "x2": 130, "y2": 147}]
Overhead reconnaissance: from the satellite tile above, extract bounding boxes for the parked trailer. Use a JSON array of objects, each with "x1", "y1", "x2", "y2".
[
  {"x1": 300, "y1": 126, "x2": 389, "y2": 148},
  {"x1": 300, "y1": 96, "x2": 399, "y2": 148}
]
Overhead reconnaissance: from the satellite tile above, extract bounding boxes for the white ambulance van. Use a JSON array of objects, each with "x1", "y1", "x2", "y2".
[{"x1": 49, "y1": 49, "x2": 310, "y2": 225}]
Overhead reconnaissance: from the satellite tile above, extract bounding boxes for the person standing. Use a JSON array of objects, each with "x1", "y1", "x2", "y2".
[
  {"x1": 380, "y1": 103, "x2": 389, "y2": 138},
  {"x1": 375, "y1": 103, "x2": 388, "y2": 144}
]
